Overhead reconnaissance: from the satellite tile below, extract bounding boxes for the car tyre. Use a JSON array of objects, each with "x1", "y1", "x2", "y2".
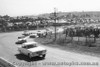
[
  {"x1": 28, "y1": 53, "x2": 32, "y2": 59},
  {"x1": 19, "y1": 50, "x2": 21, "y2": 53},
  {"x1": 42, "y1": 54, "x2": 46, "y2": 58}
]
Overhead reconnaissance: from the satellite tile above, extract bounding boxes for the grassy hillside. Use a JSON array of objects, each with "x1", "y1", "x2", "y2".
[
  {"x1": 36, "y1": 11, "x2": 100, "y2": 20},
  {"x1": 16, "y1": 11, "x2": 100, "y2": 20}
]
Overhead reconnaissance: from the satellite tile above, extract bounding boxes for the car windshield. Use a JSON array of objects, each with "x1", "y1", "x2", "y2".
[{"x1": 22, "y1": 44, "x2": 37, "y2": 49}]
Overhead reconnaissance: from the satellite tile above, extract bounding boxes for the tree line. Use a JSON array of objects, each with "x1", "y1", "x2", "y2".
[{"x1": 0, "y1": 13, "x2": 100, "y2": 32}]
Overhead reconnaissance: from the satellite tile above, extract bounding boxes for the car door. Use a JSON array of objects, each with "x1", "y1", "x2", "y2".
[{"x1": 22, "y1": 46, "x2": 31, "y2": 56}]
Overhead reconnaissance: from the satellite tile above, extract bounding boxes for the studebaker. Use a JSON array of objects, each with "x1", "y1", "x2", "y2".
[{"x1": 18, "y1": 42, "x2": 47, "y2": 59}]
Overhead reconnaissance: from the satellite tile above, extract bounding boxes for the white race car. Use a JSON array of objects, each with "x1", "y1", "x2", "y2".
[
  {"x1": 18, "y1": 42, "x2": 47, "y2": 59},
  {"x1": 29, "y1": 33, "x2": 38, "y2": 38},
  {"x1": 16, "y1": 36, "x2": 29, "y2": 44}
]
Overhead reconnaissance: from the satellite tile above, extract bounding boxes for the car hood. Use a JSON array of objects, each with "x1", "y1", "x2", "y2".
[{"x1": 28, "y1": 46, "x2": 46, "y2": 52}]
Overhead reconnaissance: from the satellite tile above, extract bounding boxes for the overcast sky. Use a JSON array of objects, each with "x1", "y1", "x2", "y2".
[{"x1": 0, "y1": 0, "x2": 100, "y2": 16}]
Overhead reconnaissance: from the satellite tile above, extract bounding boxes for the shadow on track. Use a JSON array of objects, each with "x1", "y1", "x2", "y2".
[{"x1": 15, "y1": 53, "x2": 45, "y2": 62}]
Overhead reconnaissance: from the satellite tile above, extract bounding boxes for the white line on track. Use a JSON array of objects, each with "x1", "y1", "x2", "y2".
[{"x1": 0, "y1": 57, "x2": 18, "y2": 67}]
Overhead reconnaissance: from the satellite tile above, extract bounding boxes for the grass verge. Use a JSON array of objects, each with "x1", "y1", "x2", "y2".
[
  {"x1": 0, "y1": 58, "x2": 16, "y2": 67},
  {"x1": 34, "y1": 33, "x2": 100, "y2": 57}
]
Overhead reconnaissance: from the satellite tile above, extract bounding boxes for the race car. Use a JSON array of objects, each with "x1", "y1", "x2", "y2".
[
  {"x1": 18, "y1": 42, "x2": 47, "y2": 59},
  {"x1": 29, "y1": 33, "x2": 38, "y2": 38},
  {"x1": 37, "y1": 30, "x2": 47, "y2": 37},
  {"x1": 15, "y1": 39, "x2": 27, "y2": 44},
  {"x1": 22, "y1": 30, "x2": 29, "y2": 36}
]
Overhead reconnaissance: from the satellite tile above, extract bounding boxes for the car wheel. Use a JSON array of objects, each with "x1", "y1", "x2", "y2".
[
  {"x1": 28, "y1": 53, "x2": 31, "y2": 59},
  {"x1": 19, "y1": 50, "x2": 21, "y2": 53},
  {"x1": 42, "y1": 54, "x2": 46, "y2": 58}
]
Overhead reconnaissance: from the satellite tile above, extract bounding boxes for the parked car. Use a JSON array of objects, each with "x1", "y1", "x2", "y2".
[{"x1": 18, "y1": 42, "x2": 47, "y2": 59}]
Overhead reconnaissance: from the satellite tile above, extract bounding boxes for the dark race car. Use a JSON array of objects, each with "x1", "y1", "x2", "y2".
[{"x1": 16, "y1": 39, "x2": 27, "y2": 44}]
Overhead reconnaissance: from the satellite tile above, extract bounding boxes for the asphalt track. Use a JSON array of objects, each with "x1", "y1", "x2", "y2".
[{"x1": 0, "y1": 31, "x2": 100, "y2": 67}]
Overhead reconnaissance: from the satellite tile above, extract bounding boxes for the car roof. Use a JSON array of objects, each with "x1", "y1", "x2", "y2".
[
  {"x1": 23, "y1": 42, "x2": 37, "y2": 45},
  {"x1": 30, "y1": 33, "x2": 37, "y2": 35}
]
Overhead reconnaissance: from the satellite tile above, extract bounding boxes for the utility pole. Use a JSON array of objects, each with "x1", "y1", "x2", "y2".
[{"x1": 54, "y1": 8, "x2": 57, "y2": 41}]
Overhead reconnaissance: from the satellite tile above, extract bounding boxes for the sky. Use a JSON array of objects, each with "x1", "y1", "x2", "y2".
[{"x1": 0, "y1": 0, "x2": 100, "y2": 16}]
